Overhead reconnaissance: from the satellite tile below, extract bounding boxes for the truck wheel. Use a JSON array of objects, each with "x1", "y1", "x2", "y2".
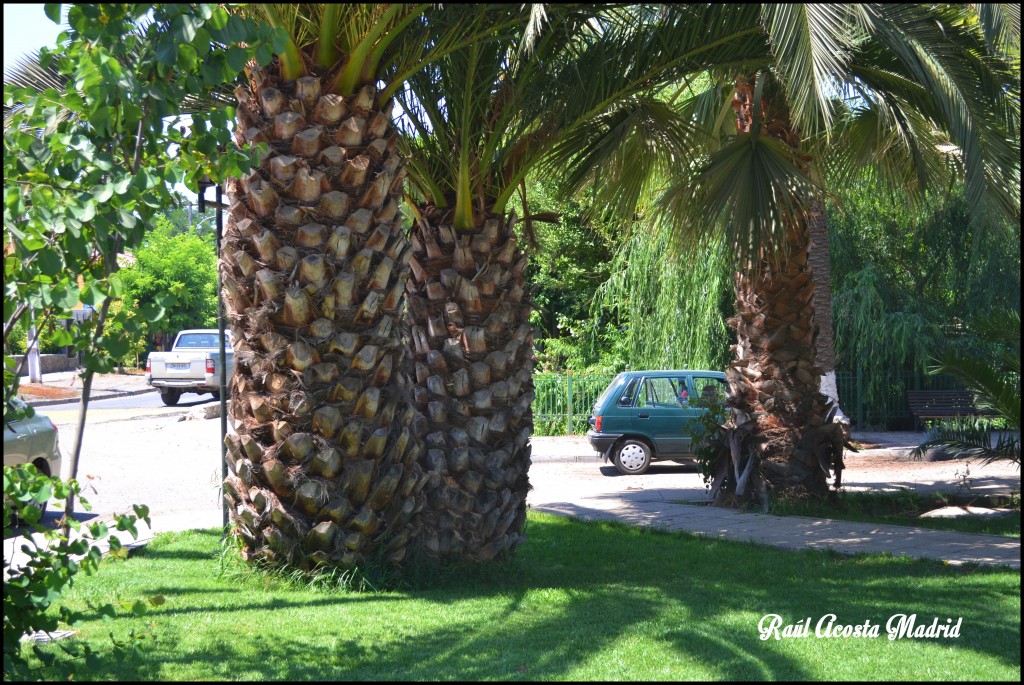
[{"x1": 161, "y1": 389, "x2": 182, "y2": 406}]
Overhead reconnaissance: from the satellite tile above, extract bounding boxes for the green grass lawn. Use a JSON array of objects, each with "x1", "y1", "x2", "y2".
[
  {"x1": 768, "y1": 491, "x2": 1021, "y2": 538},
  {"x1": 22, "y1": 512, "x2": 1020, "y2": 681}
]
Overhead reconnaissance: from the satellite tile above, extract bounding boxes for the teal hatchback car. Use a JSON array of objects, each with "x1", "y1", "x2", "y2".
[{"x1": 586, "y1": 370, "x2": 729, "y2": 475}]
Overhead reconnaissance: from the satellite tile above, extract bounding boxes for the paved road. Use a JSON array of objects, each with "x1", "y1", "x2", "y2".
[{"x1": 42, "y1": 390, "x2": 216, "y2": 413}]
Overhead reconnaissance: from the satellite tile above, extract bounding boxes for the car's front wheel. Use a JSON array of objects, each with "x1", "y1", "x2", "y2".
[
  {"x1": 613, "y1": 439, "x2": 651, "y2": 475},
  {"x1": 161, "y1": 389, "x2": 182, "y2": 406}
]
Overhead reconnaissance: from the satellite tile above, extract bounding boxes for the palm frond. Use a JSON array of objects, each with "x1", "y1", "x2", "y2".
[
  {"x1": 974, "y1": 2, "x2": 1021, "y2": 54},
  {"x1": 544, "y1": 96, "x2": 702, "y2": 231},
  {"x1": 933, "y1": 351, "x2": 1020, "y2": 426},
  {"x1": 911, "y1": 418, "x2": 1021, "y2": 465},
  {"x1": 851, "y1": 4, "x2": 1020, "y2": 225},
  {"x1": 659, "y1": 129, "x2": 819, "y2": 269},
  {"x1": 760, "y1": 3, "x2": 857, "y2": 135}
]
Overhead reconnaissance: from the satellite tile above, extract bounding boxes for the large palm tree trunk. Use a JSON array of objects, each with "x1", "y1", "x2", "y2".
[
  {"x1": 711, "y1": 78, "x2": 846, "y2": 506},
  {"x1": 219, "y1": 69, "x2": 426, "y2": 571},
  {"x1": 404, "y1": 207, "x2": 534, "y2": 561},
  {"x1": 723, "y1": 218, "x2": 846, "y2": 504}
]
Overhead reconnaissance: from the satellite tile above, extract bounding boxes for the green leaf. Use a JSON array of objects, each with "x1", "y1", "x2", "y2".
[
  {"x1": 255, "y1": 44, "x2": 273, "y2": 67},
  {"x1": 108, "y1": 273, "x2": 125, "y2": 297},
  {"x1": 92, "y1": 183, "x2": 114, "y2": 203},
  {"x1": 36, "y1": 248, "x2": 64, "y2": 277},
  {"x1": 226, "y1": 46, "x2": 249, "y2": 73},
  {"x1": 172, "y1": 15, "x2": 199, "y2": 44},
  {"x1": 117, "y1": 209, "x2": 139, "y2": 230},
  {"x1": 69, "y1": 199, "x2": 96, "y2": 222},
  {"x1": 178, "y1": 43, "x2": 198, "y2": 71},
  {"x1": 44, "y1": 4, "x2": 61, "y2": 23},
  {"x1": 139, "y1": 302, "x2": 166, "y2": 322},
  {"x1": 155, "y1": 35, "x2": 177, "y2": 66},
  {"x1": 208, "y1": 6, "x2": 229, "y2": 31},
  {"x1": 79, "y1": 281, "x2": 105, "y2": 306}
]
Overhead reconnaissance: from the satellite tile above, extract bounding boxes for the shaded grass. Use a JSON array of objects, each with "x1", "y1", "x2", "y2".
[
  {"x1": 23, "y1": 512, "x2": 1021, "y2": 681},
  {"x1": 768, "y1": 490, "x2": 1021, "y2": 538}
]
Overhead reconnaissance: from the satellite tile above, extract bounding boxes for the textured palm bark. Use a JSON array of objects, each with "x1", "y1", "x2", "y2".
[
  {"x1": 404, "y1": 207, "x2": 534, "y2": 561},
  {"x1": 807, "y1": 198, "x2": 852, "y2": 433},
  {"x1": 806, "y1": 200, "x2": 837, "y2": 376},
  {"x1": 218, "y1": 68, "x2": 426, "y2": 571},
  {"x1": 724, "y1": 219, "x2": 846, "y2": 503},
  {"x1": 711, "y1": 77, "x2": 846, "y2": 505}
]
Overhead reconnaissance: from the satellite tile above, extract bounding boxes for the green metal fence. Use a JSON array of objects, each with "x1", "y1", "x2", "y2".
[
  {"x1": 835, "y1": 368, "x2": 960, "y2": 429},
  {"x1": 532, "y1": 373, "x2": 615, "y2": 436},
  {"x1": 530, "y1": 369, "x2": 963, "y2": 435}
]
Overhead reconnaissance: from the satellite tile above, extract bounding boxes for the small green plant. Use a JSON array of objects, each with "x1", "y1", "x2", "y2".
[
  {"x1": 3, "y1": 464, "x2": 154, "y2": 679},
  {"x1": 688, "y1": 394, "x2": 730, "y2": 490},
  {"x1": 954, "y1": 463, "x2": 975, "y2": 496}
]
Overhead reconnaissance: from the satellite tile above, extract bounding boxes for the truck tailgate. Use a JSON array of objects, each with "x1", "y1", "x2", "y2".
[{"x1": 150, "y1": 354, "x2": 205, "y2": 379}]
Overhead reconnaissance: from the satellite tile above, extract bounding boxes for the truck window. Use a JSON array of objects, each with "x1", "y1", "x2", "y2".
[{"x1": 175, "y1": 333, "x2": 219, "y2": 348}]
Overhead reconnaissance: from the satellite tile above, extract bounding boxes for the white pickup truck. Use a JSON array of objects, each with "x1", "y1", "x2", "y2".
[{"x1": 145, "y1": 329, "x2": 234, "y2": 406}]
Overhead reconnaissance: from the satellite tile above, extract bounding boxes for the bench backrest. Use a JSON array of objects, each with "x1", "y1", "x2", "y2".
[{"x1": 906, "y1": 390, "x2": 988, "y2": 417}]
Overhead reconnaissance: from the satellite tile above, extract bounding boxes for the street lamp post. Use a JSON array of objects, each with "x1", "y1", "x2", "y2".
[{"x1": 197, "y1": 176, "x2": 230, "y2": 533}]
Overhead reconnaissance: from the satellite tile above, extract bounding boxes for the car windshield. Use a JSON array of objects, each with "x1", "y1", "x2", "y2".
[
  {"x1": 594, "y1": 373, "x2": 627, "y2": 411},
  {"x1": 176, "y1": 333, "x2": 228, "y2": 349}
]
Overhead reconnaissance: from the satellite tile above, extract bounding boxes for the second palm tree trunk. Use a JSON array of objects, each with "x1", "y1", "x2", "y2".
[{"x1": 405, "y1": 208, "x2": 534, "y2": 561}]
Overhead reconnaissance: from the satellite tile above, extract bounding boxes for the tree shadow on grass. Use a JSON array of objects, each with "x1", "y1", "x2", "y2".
[{"x1": 41, "y1": 516, "x2": 1021, "y2": 681}]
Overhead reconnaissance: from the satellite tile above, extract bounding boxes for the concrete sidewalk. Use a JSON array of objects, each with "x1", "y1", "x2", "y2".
[
  {"x1": 19, "y1": 370, "x2": 155, "y2": 407},
  {"x1": 527, "y1": 473, "x2": 1020, "y2": 569}
]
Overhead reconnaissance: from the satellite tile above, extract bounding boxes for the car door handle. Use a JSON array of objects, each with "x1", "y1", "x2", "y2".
[{"x1": 637, "y1": 412, "x2": 649, "y2": 419}]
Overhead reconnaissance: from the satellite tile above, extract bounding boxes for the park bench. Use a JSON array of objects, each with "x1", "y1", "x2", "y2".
[{"x1": 907, "y1": 390, "x2": 993, "y2": 429}]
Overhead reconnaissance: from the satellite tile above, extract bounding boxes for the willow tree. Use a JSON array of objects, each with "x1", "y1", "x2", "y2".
[
  {"x1": 593, "y1": 226, "x2": 731, "y2": 373},
  {"x1": 548, "y1": 4, "x2": 1020, "y2": 506},
  {"x1": 218, "y1": 4, "x2": 508, "y2": 571}
]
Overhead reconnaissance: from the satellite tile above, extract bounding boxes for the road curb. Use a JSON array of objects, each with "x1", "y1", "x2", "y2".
[{"x1": 25, "y1": 387, "x2": 156, "y2": 408}]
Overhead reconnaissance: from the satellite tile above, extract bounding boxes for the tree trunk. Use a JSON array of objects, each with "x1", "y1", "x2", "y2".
[
  {"x1": 723, "y1": 218, "x2": 846, "y2": 504},
  {"x1": 405, "y1": 207, "x2": 534, "y2": 561},
  {"x1": 219, "y1": 69, "x2": 425, "y2": 572},
  {"x1": 806, "y1": 198, "x2": 851, "y2": 432},
  {"x1": 715, "y1": 77, "x2": 846, "y2": 506}
]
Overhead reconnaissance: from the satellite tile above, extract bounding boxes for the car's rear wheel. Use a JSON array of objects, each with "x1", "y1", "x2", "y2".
[
  {"x1": 161, "y1": 389, "x2": 182, "y2": 406},
  {"x1": 613, "y1": 439, "x2": 651, "y2": 475}
]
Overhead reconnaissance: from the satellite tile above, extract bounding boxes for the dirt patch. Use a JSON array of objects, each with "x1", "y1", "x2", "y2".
[{"x1": 18, "y1": 384, "x2": 79, "y2": 400}]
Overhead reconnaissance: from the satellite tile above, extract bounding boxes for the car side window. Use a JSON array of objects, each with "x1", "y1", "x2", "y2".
[
  {"x1": 646, "y1": 377, "x2": 678, "y2": 407},
  {"x1": 675, "y1": 376, "x2": 692, "y2": 403},
  {"x1": 692, "y1": 376, "x2": 728, "y2": 405},
  {"x1": 617, "y1": 377, "x2": 640, "y2": 407},
  {"x1": 634, "y1": 379, "x2": 649, "y2": 408}
]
